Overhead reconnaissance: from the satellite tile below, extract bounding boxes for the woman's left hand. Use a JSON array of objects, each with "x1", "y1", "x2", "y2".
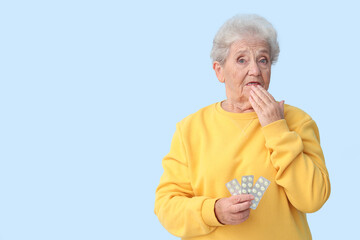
[{"x1": 249, "y1": 85, "x2": 285, "y2": 127}]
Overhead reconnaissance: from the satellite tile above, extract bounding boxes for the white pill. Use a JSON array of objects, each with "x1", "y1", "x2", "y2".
[
  {"x1": 255, "y1": 183, "x2": 260, "y2": 188},
  {"x1": 255, "y1": 197, "x2": 259, "y2": 202},
  {"x1": 257, "y1": 192, "x2": 262, "y2": 197},
  {"x1": 230, "y1": 188, "x2": 234, "y2": 193},
  {"x1": 252, "y1": 189, "x2": 257, "y2": 193},
  {"x1": 232, "y1": 180, "x2": 236, "y2": 184},
  {"x1": 259, "y1": 178, "x2": 264, "y2": 183},
  {"x1": 260, "y1": 186, "x2": 265, "y2": 191},
  {"x1": 233, "y1": 192, "x2": 238, "y2": 195},
  {"x1": 243, "y1": 177, "x2": 247, "y2": 182},
  {"x1": 242, "y1": 183, "x2": 247, "y2": 188},
  {"x1": 252, "y1": 203, "x2": 256, "y2": 208},
  {"x1": 248, "y1": 183, "x2": 253, "y2": 188},
  {"x1": 264, "y1": 181, "x2": 269, "y2": 186},
  {"x1": 248, "y1": 177, "x2": 253, "y2": 182},
  {"x1": 235, "y1": 185, "x2": 240, "y2": 190},
  {"x1": 242, "y1": 189, "x2": 247, "y2": 194}
]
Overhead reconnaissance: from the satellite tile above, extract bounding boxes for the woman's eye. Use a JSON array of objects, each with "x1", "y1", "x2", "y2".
[
  {"x1": 238, "y1": 59, "x2": 246, "y2": 63},
  {"x1": 259, "y1": 58, "x2": 268, "y2": 64}
]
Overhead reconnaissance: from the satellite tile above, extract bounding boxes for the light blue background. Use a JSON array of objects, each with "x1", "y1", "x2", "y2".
[{"x1": 1, "y1": 0, "x2": 359, "y2": 239}]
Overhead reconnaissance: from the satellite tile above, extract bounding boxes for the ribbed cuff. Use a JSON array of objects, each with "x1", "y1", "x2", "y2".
[
  {"x1": 202, "y1": 198, "x2": 224, "y2": 227},
  {"x1": 261, "y1": 119, "x2": 289, "y2": 140}
]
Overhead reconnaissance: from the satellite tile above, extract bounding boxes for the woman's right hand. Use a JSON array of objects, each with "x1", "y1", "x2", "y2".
[{"x1": 214, "y1": 194, "x2": 254, "y2": 225}]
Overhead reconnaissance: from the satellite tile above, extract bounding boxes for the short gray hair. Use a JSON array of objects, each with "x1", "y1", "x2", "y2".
[{"x1": 210, "y1": 14, "x2": 280, "y2": 65}]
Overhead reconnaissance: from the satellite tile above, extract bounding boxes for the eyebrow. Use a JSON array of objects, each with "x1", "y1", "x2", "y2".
[
  {"x1": 235, "y1": 50, "x2": 248, "y2": 55},
  {"x1": 235, "y1": 49, "x2": 270, "y2": 55},
  {"x1": 258, "y1": 49, "x2": 270, "y2": 54}
]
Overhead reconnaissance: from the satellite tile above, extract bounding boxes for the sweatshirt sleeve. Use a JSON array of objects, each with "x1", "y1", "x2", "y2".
[
  {"x1": 261, "y1": 118, "x2": 331, "y2": 213},
  {"x1": 154, "y1": 123, "x2": 223, "y2": 238}
]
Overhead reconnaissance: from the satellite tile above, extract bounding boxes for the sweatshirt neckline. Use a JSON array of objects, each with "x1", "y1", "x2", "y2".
[{"x1": 215, "y1": 101, "x2": 258, "y2": 120}]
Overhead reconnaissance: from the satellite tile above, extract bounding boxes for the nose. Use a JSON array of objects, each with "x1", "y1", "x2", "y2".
[{"x1": 248, "y1": 60, "x2": 261, "y2": 76}]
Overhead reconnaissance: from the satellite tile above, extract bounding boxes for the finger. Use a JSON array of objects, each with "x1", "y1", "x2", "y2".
[
  {"x1": 249, "y1": 94, "x2": 264, "y2": 113},
  {"x1": 250, "y1": 90, "x2": 265, "y2": 108},
  {"x1": 254, "y1": 85, "x2": 276, "y2": 102},
  {"x1": 279, "y1": 100, "x2": 285, "y2": 113},
  {"x1": 230, "y1": 194, "x2": 255, "y2": 204},
  {"x1": 251, "y1": 85, "x2": 273, "y2": 104},
  {"x1": 231, "y1": 201, "x2": 252, "y2": 213},
  {"x1": 236, "y1": 213, "x2": 250, "y2": 224},
  {"x1": 231, "y1": 209, "x2": 251, "y2": 223}
]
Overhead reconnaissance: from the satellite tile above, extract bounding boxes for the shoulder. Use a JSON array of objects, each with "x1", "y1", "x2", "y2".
[
  {"x1": 177, "y1": 103, "x2": 216, "y2": 130},
  {"x1": 284, "y1": 104, "x2": 312, "y2": 120},
  {"x1": 284, "y1": 104, "x2": 313, "y2": 130}
]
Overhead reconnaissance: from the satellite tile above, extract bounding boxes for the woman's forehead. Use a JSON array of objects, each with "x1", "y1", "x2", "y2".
[{"x1": 230, "y1": 38, "x2": 270, "y2": 55}]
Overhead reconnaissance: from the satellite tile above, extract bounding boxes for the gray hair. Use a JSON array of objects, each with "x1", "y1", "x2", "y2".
[{"x1": 210, "y1": 14, "x2": 280, "y2": 65}]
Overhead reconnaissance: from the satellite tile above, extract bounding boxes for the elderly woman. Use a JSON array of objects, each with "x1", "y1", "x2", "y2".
[{"x1": 154, "y1": 14, "x2": 330, "y2": 239}]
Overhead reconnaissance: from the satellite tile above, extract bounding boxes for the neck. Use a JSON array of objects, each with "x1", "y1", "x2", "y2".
[{"x1": 221, "y1": 100, "x2": 255, "y2": 113}]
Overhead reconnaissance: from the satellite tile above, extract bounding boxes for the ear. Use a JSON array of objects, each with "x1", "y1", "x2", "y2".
[{"x1": 213, "y1": 61, "x2": 225, "y2": 83}]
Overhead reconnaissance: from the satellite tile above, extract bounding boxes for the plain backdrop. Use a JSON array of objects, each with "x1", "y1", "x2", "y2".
[{"x1": 1, "y1": 0, "x2": 359, "y2": 239}]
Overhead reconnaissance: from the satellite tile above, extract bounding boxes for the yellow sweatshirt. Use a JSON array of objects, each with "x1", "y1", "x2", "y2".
[{"x1": 155, "y1": 102, "x2": 330, "y2": 240}]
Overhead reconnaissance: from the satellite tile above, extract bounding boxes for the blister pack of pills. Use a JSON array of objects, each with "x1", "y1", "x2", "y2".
[
  {"x1": 240, "y1": 175, "x2": 254, "y2": 194},
  {"x1": 226, "y1": 176, "x2": 270, "y2": 210},
  {"x1": 249, "y1": 176, "x2": 270, "y2": 209},
  {"x1": 226, "y1": 179, "x2": 241, "y2": 195}
]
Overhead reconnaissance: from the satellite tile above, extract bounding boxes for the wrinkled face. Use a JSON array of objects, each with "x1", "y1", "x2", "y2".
[{"x1": 213, "y1": 38, "x2": 272, "y2": 110}]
